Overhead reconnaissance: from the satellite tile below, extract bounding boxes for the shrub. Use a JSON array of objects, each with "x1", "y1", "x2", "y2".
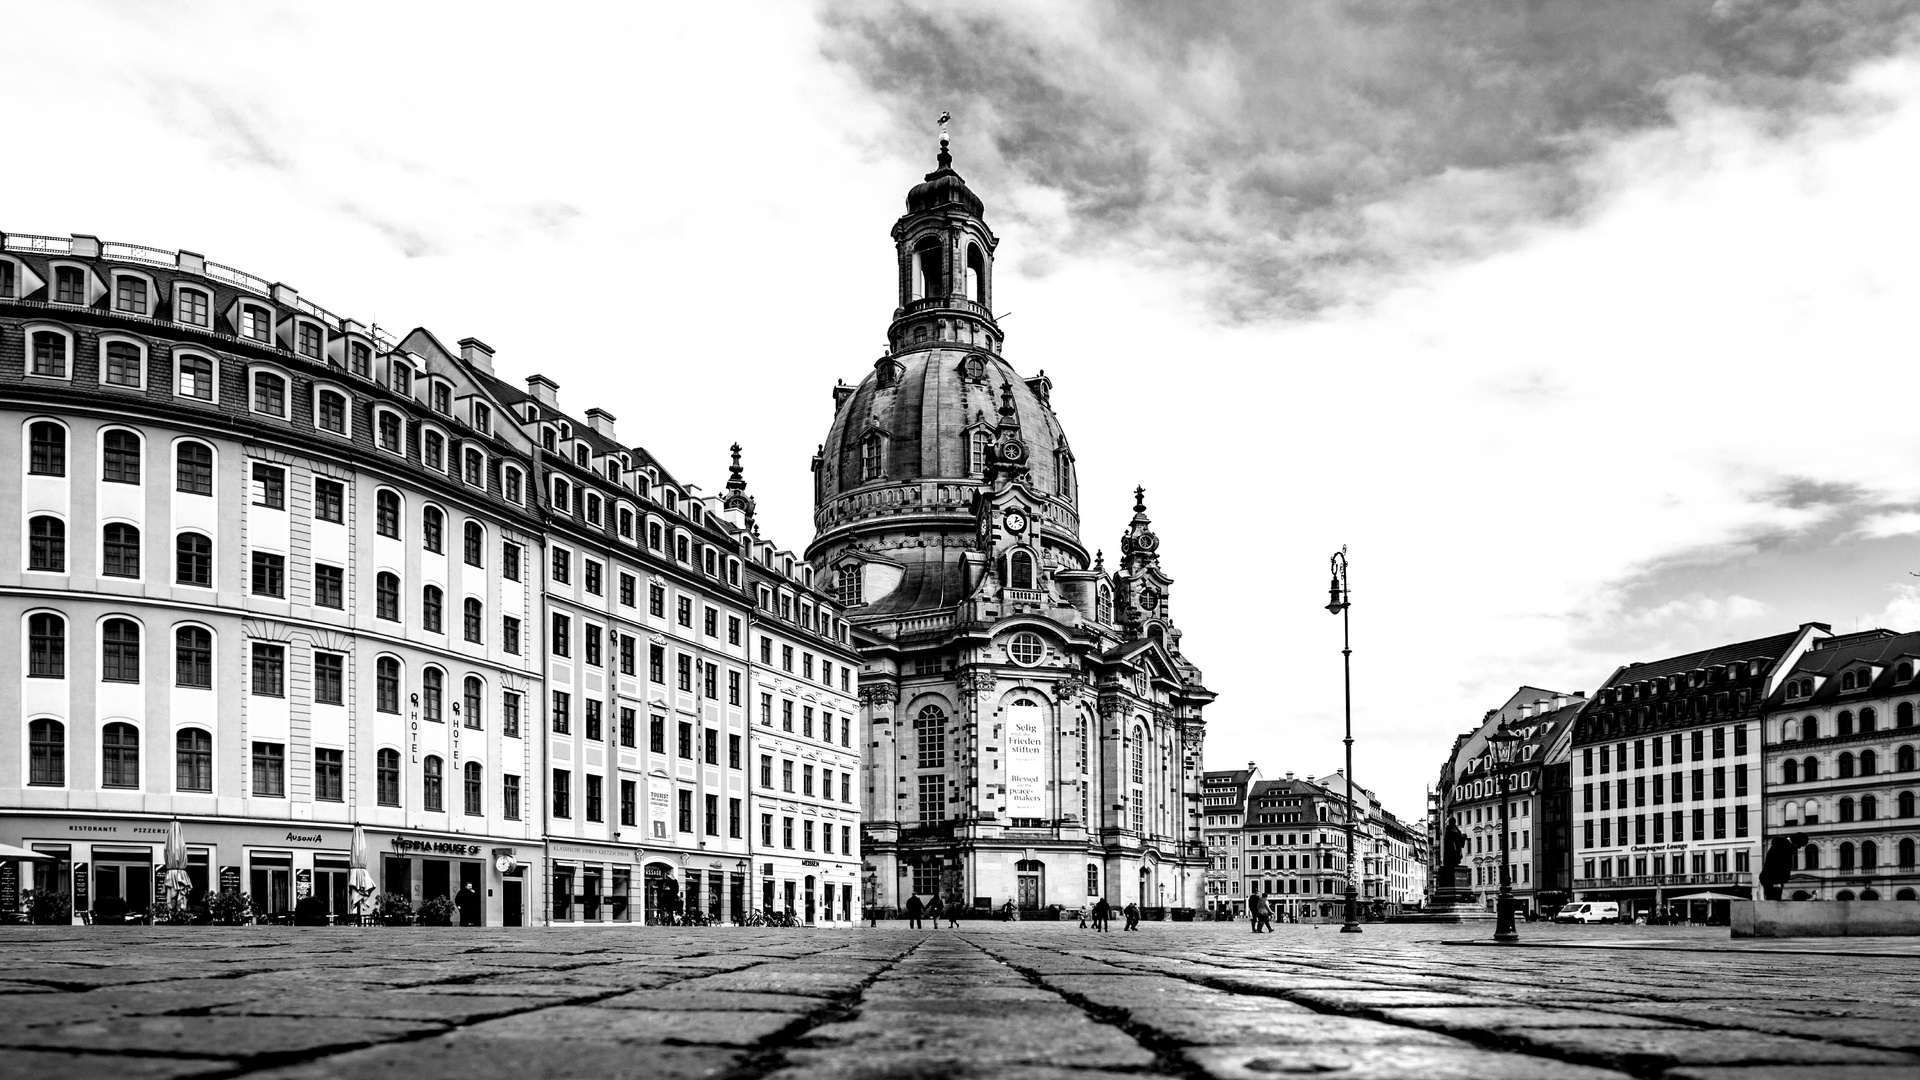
[
  {"x1": 293, "y1": 896, "x2": 331, "y2": 926},
  {"x1": 377, "y1": 892, "x2": 414, "y2": 925},
  {"x1": 209, "y1": 891, "x2": 254, "y2": 925},
  {"x1": 417, "y1": 895, "x2": 456, "y2": 927},
  {"x1": 29, "y1": 890, "x2": 71, "y2": 925}
]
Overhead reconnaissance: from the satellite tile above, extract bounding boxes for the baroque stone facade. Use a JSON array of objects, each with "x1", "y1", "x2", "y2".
[{"x1": 807, "y1": 137, "x2": 1214, "y2": 914}]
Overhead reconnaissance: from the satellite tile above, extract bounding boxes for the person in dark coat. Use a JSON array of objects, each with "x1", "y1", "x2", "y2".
[
  {"x1": 1759, "y1": 832, "x2": 1808, "y2": 900},
  {"x1": 455, "y1": 883, "x2": 479, "y2": 927},
  {"x1": 1122, "y1": 902, "x2": 1140, "y2": 931},
  {"x1": 905, "y1": 894, "x2": 924, "y2": 929},
  {"x1": 1092, "y1": 897, "x2": 1111, "y2": 932},
  {"x1": 927, "y1": 896, "x2": 944, "y2": 928}
]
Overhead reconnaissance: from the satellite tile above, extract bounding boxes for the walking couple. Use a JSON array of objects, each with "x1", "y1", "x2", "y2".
[{"x1": 1248, "y1": 892, "x2": 1275, "y2": 933}]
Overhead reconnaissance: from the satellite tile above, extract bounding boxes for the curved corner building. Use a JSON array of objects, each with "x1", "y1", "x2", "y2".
[{"x1": 809, "y1": 139, "x2": 1216, "y2": 915}]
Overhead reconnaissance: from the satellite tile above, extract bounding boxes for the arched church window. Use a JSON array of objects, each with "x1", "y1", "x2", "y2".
[
  {"x1": 836, "y1": 563, "x2": 862, "y2": 606},
  {"x1": 1055, "y1": 447, "x2": 1071, "y2": 496},
  {"x1": 1009, "y1": 550, "x2": 1034, "y2": 590},
  {"x1": 860, "y1": 434, "x2": 882, "y2": 481},
  {"x1": 1096, "y1": 584, "x2": 1113, "y2": 624},
  {"x1": 966, "y1": 244, "x2": 986, "y2": 304},
  {"x1": 970, "y1": 430, "x2": 990, "y2": 477},
  {"x1": 914, "y1": 237, "x2": 944, "y2": 299},
  {"x1": 916, "y1": 706, "x2": 947, "y2": 769}
]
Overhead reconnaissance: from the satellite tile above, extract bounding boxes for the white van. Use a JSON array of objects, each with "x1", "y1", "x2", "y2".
[{"x1": 1552, "y1": 901, "x2": 1620, "y2": 924}]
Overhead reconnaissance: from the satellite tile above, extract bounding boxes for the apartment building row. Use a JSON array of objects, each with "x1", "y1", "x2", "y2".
[{"x1": 0, "y1": 231, "x2": 860, "y2": 925}]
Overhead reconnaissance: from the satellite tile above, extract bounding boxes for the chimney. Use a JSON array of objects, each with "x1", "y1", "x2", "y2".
[
  {"x1": 1247, "y1": 761, "x2": 1256, "y2": 773},
  {"x1": 525, "y1": 374, "x2": 560, "y2": 410},
  {"x1": 1553, "y1": 693, "x2": 1568, "y2": 709},
  {"x1": 458, "y1": 337, "x2": 495, "y2": 375},
  {"x1": 1574, "y1": 690, "x2": 1586, "y2": 699},
  {"x1": 1518, "y1": 704, "x2": 1532, "y2": 719},
  {"x1": 585, "y1": 408, "x2": 616, "y2": 440}
]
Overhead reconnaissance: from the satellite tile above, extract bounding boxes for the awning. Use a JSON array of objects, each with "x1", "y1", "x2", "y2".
[{"x1": 0, "y1": 844, "x2": 55, "y2": 861}]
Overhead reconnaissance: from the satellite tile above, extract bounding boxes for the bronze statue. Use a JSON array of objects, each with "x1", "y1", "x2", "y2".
[{"x1": 1443, "y1": 819, "x2": 1468, "y2": 868}]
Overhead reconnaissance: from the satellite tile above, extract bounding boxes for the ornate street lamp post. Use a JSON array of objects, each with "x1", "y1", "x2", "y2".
[
  {"x1": 1325, "y1": 548, "x2": 1360, "y2": 934},
  {"x1": 1486, "y1": 722, "x2": 1522, "y2": 944}
]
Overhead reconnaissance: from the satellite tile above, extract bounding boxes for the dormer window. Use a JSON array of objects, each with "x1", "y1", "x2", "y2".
[
  {"x1": 252, "y1": 370, "x2": 287, "y2": 417},
  {"x1": 176, "y1": 287, "x2": 210, "y2": 328},
  {"x1": 542, "y1": 427, "x2": 556, "y2": 452},
  {"x1": 430, "y1": 382, "x2": 449, "y2": 414},
  {"x1": 297, "y1": 322, "x2": 323, "y2": 360},
  {"x1": 675, "y1": 535, "x2": 690, "y2": 563},
  {"x1": 390, "y1": 362, "x2": 412, "y2": 396},
  {"x1": 424, "y1": 431, "x2": 444, "y2": 471},
  {"x1": 969, "y1": 429, "x2": 989, "y2": 477},
  {"x1": 861, "y1": 433, "x2": 882, "y2": 481},
  {"x1": 114, "y1": 275, "x2": 148, "y2": 315},
  {"x1": 586, "y1": 493, "x2": 601, "y2": 526},
  {"x1": 1898, "y1": 662, "x2": 1913, "y2": 683},
  {"x1": 574, "y1": 445, "x2": 589, "y2": 467},
  {"x1": 54, "y1": 266, "x2": 85, "y2": 305},
  {"x1": 349, "y1": 341, "x2": 371, "y2": 378},
  {"x1": 503, "y1": 466, "x2": 522, "y2": 504},
  {"x1": 376, "y1": 409, "x2": 402, "y2": 453},
  {"x1": 472, "y1": 402, "x2": 491, "y2": 434},
  {"x1": 240, "y1": 304, "x2": 272, "y2": 343},
  {"x1": 606, "y1": 460, "x2": 619, "y2": 483}
]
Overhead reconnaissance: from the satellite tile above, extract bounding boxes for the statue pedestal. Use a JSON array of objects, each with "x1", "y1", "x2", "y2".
[{"x1": 1391, "y1": 866, "x2": 1493, "y2": 923}]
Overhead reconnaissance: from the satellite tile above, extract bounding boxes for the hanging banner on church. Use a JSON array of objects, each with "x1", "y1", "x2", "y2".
[{"x1": 1006, "y1": 699, "x2": 1046, "y2": 817}]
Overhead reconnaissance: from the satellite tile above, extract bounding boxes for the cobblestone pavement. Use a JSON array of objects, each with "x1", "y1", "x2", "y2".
[{"x1": 2, "y1": 923, "x2": 1917, "y2": 1079}]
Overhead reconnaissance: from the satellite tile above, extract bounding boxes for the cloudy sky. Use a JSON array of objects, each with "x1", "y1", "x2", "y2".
[{"x1": 9, "y1": 0, "x2": 1920, "y2": 820}]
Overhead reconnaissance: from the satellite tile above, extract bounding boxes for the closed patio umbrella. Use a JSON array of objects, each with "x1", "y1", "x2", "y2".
[
  {"x1": 1665, "y1": 891, "x2": 1747, "y2": 902},
  {"x1": 348, "y1": 825, "x2": 376, "y2": 917},
  {"x1": 163, "y1": 820, "x2": 193, "y2": 913}
]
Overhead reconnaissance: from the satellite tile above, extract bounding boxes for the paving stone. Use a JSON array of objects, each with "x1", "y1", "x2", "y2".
[
  {"x1": 210, "y1": 991, "x2": 540, "y2": 1024},
  {"x1": 0, "y1": 1050, "x2": 237, "y2": 1078},
  {"x1": 465, "y1": 1004, "x2": 806, "y2": 1046},
  {"x1": 1126, "y1": 1006, "x2": 1469, "y2": 1047},
  {"x1": 1495, "y1": 1027, "x2": 1920, "y2": 1071},
  {"x1": 248, "y1": 1035, "x2": 743, "y2": 1079},
  {"x1": 0, "y1": 1014, "x2": 439, "y2": 1057},
  {"x1": 598, "y1": 988, "x2": 820, "y2": 1011},
  {"x1": 1289, "y1": 987, "x2": 1515, "y2": 1009},
  {"x1": 767, "y1": 1057, "x2": 1182, "y2": 1080},
  {"x1": 675, "y1": 970, "x2": 878, "y2": 997},
  {"x1": 1186, "y1": 1044, "x2": 1638, "y2": 1079},
  {"x1": 1375, "y1": 1005, "x2": 1692, "y2": 1032}
]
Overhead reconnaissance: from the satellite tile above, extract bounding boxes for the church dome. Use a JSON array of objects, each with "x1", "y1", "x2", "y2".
[{"x1": 817, "y1": 350, "x2": 1072, "y2": 510}]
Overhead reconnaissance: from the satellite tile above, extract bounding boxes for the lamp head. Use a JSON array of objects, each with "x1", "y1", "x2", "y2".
[{"x1": 1326, "y1": 574, "x2": 1347, "y2": 614}]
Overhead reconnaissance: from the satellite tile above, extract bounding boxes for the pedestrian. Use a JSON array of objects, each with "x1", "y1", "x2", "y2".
[
  {"x1": 1092, "y1": 897, "x2": 1111, "y2": 932},
  {"x1": 1759, "y1": 832, "x2": 1807, "y2": 901},
  {"x1": 947, "y1": 902, "x2": 959, "y2": 928},
  {"x1": 1122, "y1": 902, "x2": 1140, "y2": 931},
  {"x1": 927, "y1": 895, "x2": 944, "y2": 928},
  {"x1": 905, "y1": 893, "x2": 924, "y2": 929},
  {"x1": 1247, "y1": 892, "x2": 1269, "y2": 934},
  {"x1": 1078, "y1": 905, "x2": 1088, "y2": 929},
  {"x1": 455, "y1": 883, "x2": 479, "y2": 927}
]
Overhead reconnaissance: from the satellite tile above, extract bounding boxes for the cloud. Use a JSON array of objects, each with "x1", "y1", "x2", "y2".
[{"x1": 820, "y1": 0, "x2": 1920, "y2": 319}]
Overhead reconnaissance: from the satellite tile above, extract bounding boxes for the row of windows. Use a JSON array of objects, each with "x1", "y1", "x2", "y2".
[
  {"x1": 1583, "y1": 767, "x2": 1750, "y2": 811},
  {"x1": 757, "y1": 693, "x2": 856, "y2": 748},
  {"x1": 18, "y1": 342, "x2": 526, "y2": 503},
  {"x1": 755, "y1": 754, "x2": 857, "y2": 803},
  {"x1": 1784, "y1": 662, "x2": 1915, "y2": 700},
  {"x1": 25, "y1": 719, "x2": 515, "y2": 815},
  {"x1": 1780, "y1": 746, "x2": 1918, "y2": 783},
  {"x1": 25, "y1": 423, "x2": 525, "y2": 567},
  {"x1": 23, "y1": 615, "x2": 521, "y2": 728},
  {"x1": 1780, "y1": 705, "x2": 1915, "y2": 742},
  {"x1": 1582, "y1": 727, "x2": 1749, "y2": 775},
  {"x1": 1779, "y1": 791, "x2": 1918, "y2": 823},
  {"x1": 1584, "y1": 851, "x2": 1752, "y2": 879},
  {"x1": 1582, "y1": 806, "x2": 1752, "y2": 846}
]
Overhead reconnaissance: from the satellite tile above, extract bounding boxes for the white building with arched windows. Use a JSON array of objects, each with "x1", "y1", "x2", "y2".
[
  {"x1": 1762, "y1": 628, "x2": 1920, "y2": 902},
  {"x1": 808, "y1": 137, "x2": 1214, "y2": 917}
]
